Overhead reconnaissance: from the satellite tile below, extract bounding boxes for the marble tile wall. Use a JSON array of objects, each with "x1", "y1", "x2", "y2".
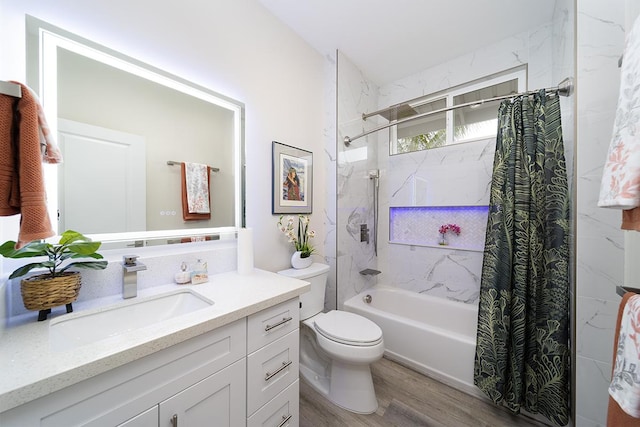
[
  {"x1": 323, "y1": 51, "x2": 338, "y2": 311},
  {"x1": 575, "y1": 0, "x2": 626, "y2": 425},
  {"x1": 373, "y1": 25, "x2": 554, "y2": 304},
  {"x1": 336, "y1": 23, "x2": 566, "y2": 306},
  {"x1": 336, "y1": 51, "x2": 381, "y2": 308},
  {"x1": 376, "y1": 136, "x2": 495, "y2": 303}
]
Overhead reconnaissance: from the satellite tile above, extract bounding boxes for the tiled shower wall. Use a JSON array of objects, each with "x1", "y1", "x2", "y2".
[
  {"x1": 323, "y1": 52, "x2": 338, "y2": 312},
  {"x1": 335, "y1": 51, "x2": 381, "y2": 308},
  {"x1": 336, "y1": 21, "x2": 566, "y2": 307}
]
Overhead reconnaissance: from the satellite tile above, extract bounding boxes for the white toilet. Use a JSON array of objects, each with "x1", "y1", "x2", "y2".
[{"x1": 278, "y1": 262, "x2": 384, "y2": 414}]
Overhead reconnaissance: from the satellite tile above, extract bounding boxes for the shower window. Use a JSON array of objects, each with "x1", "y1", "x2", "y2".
[
  {"x1": 453, "y1": 79, "x2": 520, "y2": 142},
  {"x1": 395, "y1": 98, "x2": 447, "y2": 153},
  {"x1": 389, "y1": 68, "x2": 526, "y2": 155}
]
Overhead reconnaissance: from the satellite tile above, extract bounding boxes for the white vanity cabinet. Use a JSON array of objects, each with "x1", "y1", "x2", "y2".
[
  {"x1": 0, "y1": 293, "x2": 305, "y2": 427},
  {"x1": 1, "y1": 319, "x2": 247, "y2": 427},
  {"x1": 246, "y1": 298, "x2": 300, "y2": 427}
]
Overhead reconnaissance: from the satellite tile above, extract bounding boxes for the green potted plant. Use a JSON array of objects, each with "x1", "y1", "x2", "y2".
[{"x1": 0, "y1": 229, "x2": 108, "y2": 321}]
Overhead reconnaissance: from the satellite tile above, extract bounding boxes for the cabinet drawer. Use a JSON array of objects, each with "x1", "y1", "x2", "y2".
[
  {"x1": 247, "y1": 298, "x2": 299, "y2": 353},
  {"x1": 247, "y1": 330, "x2": 299, "y2": 416},
  {"x1": 247, "y1": 379, "x2": 299, "y2": 427}
]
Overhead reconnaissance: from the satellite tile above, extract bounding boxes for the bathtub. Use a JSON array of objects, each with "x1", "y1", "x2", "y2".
[{"x1": 343, "y1": 286, "x2": 481, "y2": 398}]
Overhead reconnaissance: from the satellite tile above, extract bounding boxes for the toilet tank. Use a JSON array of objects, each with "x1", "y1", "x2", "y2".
[{"x1": 277, "y1": 263, "x2": 330, "y2": 320}]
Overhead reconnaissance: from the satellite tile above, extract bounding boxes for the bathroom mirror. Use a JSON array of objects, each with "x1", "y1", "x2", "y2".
[{"x1": 26, "y1": 16, "x2": 245, "y2": 247}]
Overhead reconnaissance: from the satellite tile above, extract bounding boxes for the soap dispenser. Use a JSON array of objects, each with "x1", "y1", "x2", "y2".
[{"x1": 174, "y1": 262, "x2": 191, "y2": 284}]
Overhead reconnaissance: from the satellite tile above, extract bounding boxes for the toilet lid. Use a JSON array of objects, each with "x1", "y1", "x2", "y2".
[{"x1": 313, "y1": 311, "x2": 383, "y2": 346}]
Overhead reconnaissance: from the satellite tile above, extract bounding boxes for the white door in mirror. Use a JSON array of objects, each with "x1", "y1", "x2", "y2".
[{"x1": 58, "y1": 119, "x2": 146, "y2": 234}]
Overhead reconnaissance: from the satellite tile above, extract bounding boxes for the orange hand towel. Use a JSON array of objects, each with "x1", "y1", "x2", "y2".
[{"x1": 0, "y1": 82, "x2": 54, "y2": 246}]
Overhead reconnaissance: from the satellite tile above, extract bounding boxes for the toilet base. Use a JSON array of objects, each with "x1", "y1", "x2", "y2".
[
  {"x1": 329, "y1": 360, "x2": 378, "y2": 414},
  {"x1": 300, "y1": 360, "x2": 378, "y2": 414}
]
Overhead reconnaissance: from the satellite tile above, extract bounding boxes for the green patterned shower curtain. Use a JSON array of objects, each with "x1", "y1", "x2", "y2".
[{"x1": 473, "y1": 90, "x2": 570, "y2": 426}]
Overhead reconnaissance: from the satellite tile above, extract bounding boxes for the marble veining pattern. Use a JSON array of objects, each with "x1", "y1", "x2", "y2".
[
  {"x1": 575, "y1": 0, "x2": 624, "y2": 424},
  {"x1": 323, "y1": 51, "x2": 338, "y2": 311},
  {"x1": 336, "y1": 51, "x2": 380, "y2": 308},
  {"x1": 338, "y1": 24, "x2": 560, "y2": 308}
]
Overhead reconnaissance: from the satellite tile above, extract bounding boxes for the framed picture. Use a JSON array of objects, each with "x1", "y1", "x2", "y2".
[{"x1": 272, "y1": 141, "x2": 313, "y2": 214}]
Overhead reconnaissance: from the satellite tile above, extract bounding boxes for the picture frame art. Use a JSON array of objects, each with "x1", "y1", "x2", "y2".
[{"x1": 272, "y1": 141, "x2": 313, "y2": 214}]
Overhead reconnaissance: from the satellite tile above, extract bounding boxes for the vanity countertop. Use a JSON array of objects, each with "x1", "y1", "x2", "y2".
[{"x1": 0, "y1": 268, "x2": 309, "y2": 413}]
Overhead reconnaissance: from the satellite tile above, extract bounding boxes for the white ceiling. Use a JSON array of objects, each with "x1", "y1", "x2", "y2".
[{"x1": 258, "y1": 0, "x2": 557, "y2": 85}]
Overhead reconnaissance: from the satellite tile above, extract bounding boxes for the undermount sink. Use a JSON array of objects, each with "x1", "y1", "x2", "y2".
[{"x1": 49, "y1": 289, "x2": 214, "y2": 352}]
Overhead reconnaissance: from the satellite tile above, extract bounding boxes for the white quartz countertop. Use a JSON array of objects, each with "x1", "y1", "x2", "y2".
[{"x1": 0, "y1": 268, "x2": 309, "y2": 413}]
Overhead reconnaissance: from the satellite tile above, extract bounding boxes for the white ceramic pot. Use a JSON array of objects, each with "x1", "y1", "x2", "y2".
[{"x1": 291, "y1": 251, "x2": 313, "y2": 269}]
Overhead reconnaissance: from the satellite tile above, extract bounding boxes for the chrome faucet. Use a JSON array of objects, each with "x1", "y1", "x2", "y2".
[{"x1": 122, "y1": 255, "x2": 146, "y2": 299}]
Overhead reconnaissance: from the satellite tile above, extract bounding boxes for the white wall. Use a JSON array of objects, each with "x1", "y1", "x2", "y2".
[{"x1": 0, "y1": 0, "x2": 327, "y2": 279}]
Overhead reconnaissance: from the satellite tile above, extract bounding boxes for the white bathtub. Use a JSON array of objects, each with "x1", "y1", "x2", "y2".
[{"x1": 344, "y1": 286, "x2": 481, "y2": 397}]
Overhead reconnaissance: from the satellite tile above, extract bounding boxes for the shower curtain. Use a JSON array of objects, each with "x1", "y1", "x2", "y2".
[{"x1": 473, "y1": 90, "x2": 570, "y2": 426}]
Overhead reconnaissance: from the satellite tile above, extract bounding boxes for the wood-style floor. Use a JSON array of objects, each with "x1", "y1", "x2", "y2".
[{"x1": 299, "y1": 357, "x2": 551, "y2": 427}]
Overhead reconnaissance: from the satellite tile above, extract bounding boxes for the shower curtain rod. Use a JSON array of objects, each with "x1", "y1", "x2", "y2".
[{"x1": 343, "y1": 77, "x2": 574, "y2": 146}]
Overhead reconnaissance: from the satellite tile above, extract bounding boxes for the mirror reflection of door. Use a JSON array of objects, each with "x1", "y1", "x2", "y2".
[{"x1": 57, "y1": 119, "x2": 146, "y2": 234}]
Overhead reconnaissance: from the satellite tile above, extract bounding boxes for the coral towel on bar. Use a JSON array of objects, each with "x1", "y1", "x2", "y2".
[
  {"x1": 180, "y1": 162, "x2": 211, "y2": 221},
  {"x1": 610, "y1": 294, "x2": 640, "y2": 419},
  {"x1": 0, "y1": 82, "x2": 55, "y2": 246},
  {"x1": 598, "y1": 15, "x2": 640, "y2": 229}
]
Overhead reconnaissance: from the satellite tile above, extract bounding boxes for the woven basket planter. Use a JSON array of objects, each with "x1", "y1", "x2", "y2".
[{"x1": 20, "y1": 272, "x2": 81, "y2": 311}]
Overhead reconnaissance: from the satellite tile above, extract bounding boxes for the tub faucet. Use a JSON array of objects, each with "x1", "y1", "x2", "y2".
[{"x1": 122, "y1": 255, "x2": 146, "y2": 299}]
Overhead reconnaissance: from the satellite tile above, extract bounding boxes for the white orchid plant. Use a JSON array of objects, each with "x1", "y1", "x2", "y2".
[{"x1": 277, "y1": 215, "x2": 315, "y2": 258}]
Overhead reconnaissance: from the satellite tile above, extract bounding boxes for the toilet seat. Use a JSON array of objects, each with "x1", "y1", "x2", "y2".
[{"x1": 313, "y1": 311, "x2": 383, "y2": 347}]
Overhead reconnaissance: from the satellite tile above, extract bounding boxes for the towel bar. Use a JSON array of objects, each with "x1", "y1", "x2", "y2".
[
  {"x1": 616, "y1": 285, "x2": 640, "y2": 297},
  {"x1": 167, "y1": 160, "x2": 219, "y2": 172}
]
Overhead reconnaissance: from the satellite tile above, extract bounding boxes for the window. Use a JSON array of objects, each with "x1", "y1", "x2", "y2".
[{"x1": 389, "y1": 69, "x2": 526, "y2": 155}]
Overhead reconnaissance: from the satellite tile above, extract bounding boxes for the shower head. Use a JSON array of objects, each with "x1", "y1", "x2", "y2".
[{"x1": 368, "y1": 170, "x2": 380, "y2": 179}]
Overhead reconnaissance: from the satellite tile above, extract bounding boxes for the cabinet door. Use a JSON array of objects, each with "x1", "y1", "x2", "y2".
[
  {"x1": 117, "y1": 406, "x2": 158, "y2": 427},
  {"x1": 159, "y1": 358, "x2": 246, "y2": 427}
]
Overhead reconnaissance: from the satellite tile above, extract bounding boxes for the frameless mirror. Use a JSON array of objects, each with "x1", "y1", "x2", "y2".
[{"x1": 26, "y1": 16, "x2": 245, "y2": 247}]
